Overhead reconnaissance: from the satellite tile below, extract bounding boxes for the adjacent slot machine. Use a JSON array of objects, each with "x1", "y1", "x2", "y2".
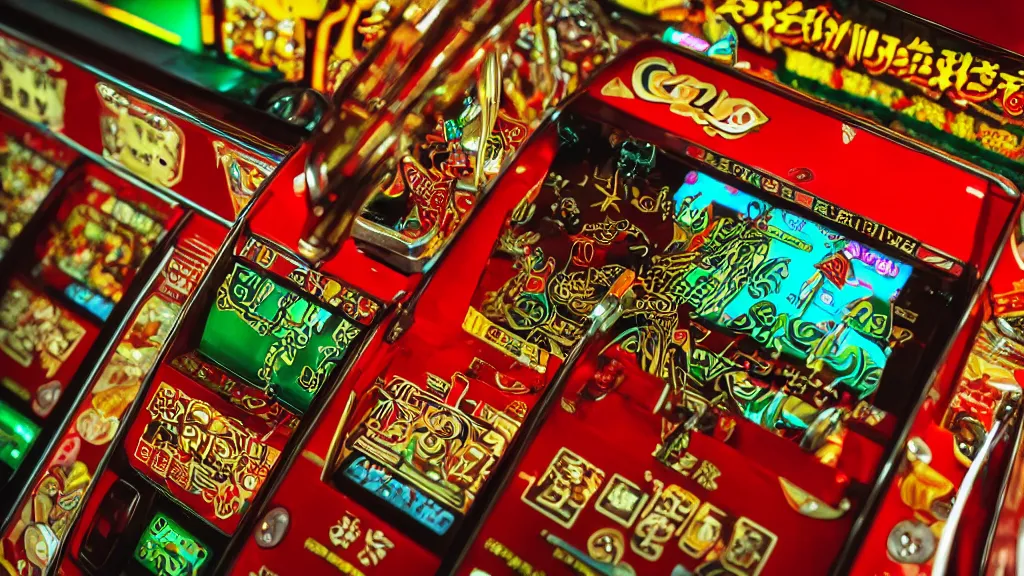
[{"x1": 0, "y1": 113, "x2": 79, "y2": 488}]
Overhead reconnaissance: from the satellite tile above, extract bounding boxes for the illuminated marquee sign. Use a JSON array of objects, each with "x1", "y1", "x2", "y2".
[
  {"x1": 715, "y1": 0, "x2": 1024, "y2": 118},
  {"x1": 0, "y1": 36, "x2": 66, "y2": 129},
  {"x1": 602, "y1": 56, "x2": 769, "y2": 139}
]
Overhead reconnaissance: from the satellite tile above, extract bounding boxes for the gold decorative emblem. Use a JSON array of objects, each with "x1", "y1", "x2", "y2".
[
  {"x1": 679, "y1": 501, "x2": 727, "y2": 559},
  {"x1": 520, "y1": 447, "x2": 605, "y2": 529},
  {"x1": 463, "y1": 307, "x2": 550, "y2": 373},
  {"x1": 97, "y1": 82, "x2": 185, "y2": 188},
  {"x1": 587, "y1": 528, "x2": 626, "y2": 564},
  {"x1": 604, "y1": 56, "x2": 769, "y2": 139},
  {"x1": 722, "y1": 517, "x2": 779, "y2": 576},
  {"x1": 595, "y1": 473, "x2": 649, "y2": 528},
  {"x1": 212, "y1": 141, "x2": 275, "y2": 216},
  {"x1": 600, "y1": 77, "x2": 635, "y2": 99},
  {"x1": 345, "y1": 373, "x2": 521, "y2": 513},
  {"x1": 632, "y1": 484, "x2": 700, "y2": 561},
  {"x1": 134, "y1": 382, "x2": 280, "y2": 519},
  {"x1": 0, "y1": 36, "x2": 66, "y2": 129}
]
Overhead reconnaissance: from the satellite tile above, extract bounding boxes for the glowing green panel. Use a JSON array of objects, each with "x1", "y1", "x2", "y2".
[
  {"x1": 199, "y1": 263, "x2": 362, "y2": 413},
  {"x1": 135, "y1": 513, "x2": 209, "y2": 576},
  {"x1": 0, "y1": 398, "x2": 40, "y2": 471}
]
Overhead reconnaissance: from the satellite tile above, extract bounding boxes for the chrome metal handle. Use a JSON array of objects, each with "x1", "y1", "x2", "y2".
[{"x1": 933, "y1": 404, "x2": 1017, "y2": 576}]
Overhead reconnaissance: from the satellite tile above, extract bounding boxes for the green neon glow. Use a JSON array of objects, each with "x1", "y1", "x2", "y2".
[
  {"x1": 0, "y1": 398, "x2": 40, "y2": 470},
  {"x1": 199, "y1": 263, "x2": 362, "y2": 414},
  {"x1": 70, "y1": 0, "x2": 204, "y2": 52},
  {"x1": 135, "y1": 513, "x2": 209, "y2": 576}
]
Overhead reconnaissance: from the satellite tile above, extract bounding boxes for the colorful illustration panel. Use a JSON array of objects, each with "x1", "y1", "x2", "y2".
[
  {"x1": 78, "y1": 295, "x2": 181, "y2": 445},
  {"x1": 0, "y1": 136, "x2": 63, "y2": 260},
  {"x1": 0, "y1": 219, "x2": 223, "y2": 576},
  {"x1": 672, "y1": 170, "x2": 912, "y2": 396},
  {"x1": 341, "y1": 367, "x2": 525, "y2": 529},
  {"x1": 0, "y1": 278, "x2": 97, "y2": 418},
  {"x1": 38, "y1": 175, "x2": 168, "y2": 321}
]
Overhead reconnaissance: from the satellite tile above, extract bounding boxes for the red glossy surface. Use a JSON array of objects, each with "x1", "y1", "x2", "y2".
[
  {"x1": 886, "y1": 0, "x2": 1023, "y2": 55},
  {"x1": 67, "y1": 469, "x2": 118, "y2": 565},
  {"x1": 234, "y1": 42, "x2": 1019, "y2": 576},
  {"x1": 230, "y1": 451, "x2": 442, "y2": 576},
  {"x1": 0, "y1": 28, "x2": 282, "y2": 221},
  {"x1": 459, "y1": 364, "x2": 849, "y2": 576},
  {"x1": 229, "y1": 128, "x2": 563, "y2": 575}
]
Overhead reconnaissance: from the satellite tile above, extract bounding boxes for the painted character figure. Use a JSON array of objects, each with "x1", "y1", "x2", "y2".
[
  {"x1": 0, "y1": 283, "x2": 86, "y2": 378},
  {"x1": 221, "y1": 0, "x2": 330, "y2": 81},
  {"x1": 0, "y1": 138, "x2": 59, "y2": 256}
]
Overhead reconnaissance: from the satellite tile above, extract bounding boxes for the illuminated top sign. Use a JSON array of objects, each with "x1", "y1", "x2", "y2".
[
  {"x1": 716, "y1": 0, "x2": 1024, "y2": 118},
  {"x1": 601, "y1": 56, "x2": 769, "y2": 139}
]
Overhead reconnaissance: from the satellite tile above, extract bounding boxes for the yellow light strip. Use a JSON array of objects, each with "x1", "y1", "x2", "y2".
[
  {"x1": 200, "y1": 0, "x2": 215, "y2": 45},
  {"x1": 70, "y1": 0, "x2": 182, "y2": 46}
]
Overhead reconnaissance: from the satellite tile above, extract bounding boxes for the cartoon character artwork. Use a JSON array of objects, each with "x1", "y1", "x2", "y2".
[
  {"x1": 96, "y1": 83, "x2": 185, "y2": 188},
  {"x1": 0, "y1": 281, "x2": 87, "y2": 409},
  {"x1": 3, "y1": 437, "x2": 91, "y2": 574},
  {"x1": 40, "y1": 179, "x2": 165, "y2": 320},
  {"x1": 76, "y1": 295, "x2": 180, "y2": 446},
  {"x1": 0, "y1": 137, "x2": 61, "y2": 259}
]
